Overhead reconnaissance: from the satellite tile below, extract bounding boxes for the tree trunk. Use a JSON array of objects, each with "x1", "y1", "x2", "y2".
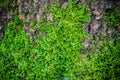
[
  {"x1": 0, "y1": 0, "x2": 119, "y2": 49},
  {"x1": 81, "y1": 0, "x2": 117, "y2": 53},
  {"x1": 0, "y1": 0, "x2": 62, "y2": 41}
]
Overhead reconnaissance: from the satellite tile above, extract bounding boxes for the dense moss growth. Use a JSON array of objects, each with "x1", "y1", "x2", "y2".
[
  {"x1": 0, "y1": 1, "x2": 120, "y2": 80},
  {"x1": 105, "y1": 6, "x2": 120, "y2": 27}
]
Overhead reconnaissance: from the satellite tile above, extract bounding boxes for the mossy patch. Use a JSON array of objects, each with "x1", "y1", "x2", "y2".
[{"x1": 0, "y1": 1, "x2": 120, "y2": 80}]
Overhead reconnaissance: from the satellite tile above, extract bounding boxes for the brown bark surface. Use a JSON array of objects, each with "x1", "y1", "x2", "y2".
[
  {"x1": 0, "y1": 0, "x2": 62, "y2": 41},
  {"x1": 0, "y1": 0, "x2": 119, "y2": 50},
  {"x1": 81, "y1": 0, "x2": 118, "y2": 53}
]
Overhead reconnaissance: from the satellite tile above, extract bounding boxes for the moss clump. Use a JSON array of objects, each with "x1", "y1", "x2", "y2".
[
  {"x1": 105, "y1": 6, "x2": 120, "y2": 27},
  {"x1": 0, "y1": 1, "x2": 120, "y2": 80}
]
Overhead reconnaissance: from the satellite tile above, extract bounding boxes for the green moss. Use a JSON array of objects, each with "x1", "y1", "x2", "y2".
[
  {"x1": 0, "y1": 0, "x2": 6, "y2": 3},
  {"x1": 105, "y1": 6, "x2": 120, "y2": 27},
  {"x1": 0, "y1": 1, "x2": 120, "y2": 80}
]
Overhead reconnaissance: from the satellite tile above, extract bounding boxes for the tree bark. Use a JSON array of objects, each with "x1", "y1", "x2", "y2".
[
  {"x1": 0, "y1": 0, "x2": 119, "y2": 49},
  {"x1": 0, "y1": 0, "x2": 62, "y2": 41},
  {"x1": 81, "y1": 0, "x2": 117, "y2": 53}
]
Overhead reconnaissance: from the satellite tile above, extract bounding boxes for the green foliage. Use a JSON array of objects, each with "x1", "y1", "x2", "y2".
[
  {"x1": 105, "y1": 6, "x2": 120, "y2": 27},
  {"x1": 0, "y1": 0, "x2": 6, "y2": 3},
  {"x1": 0, "y1": 0, "x2": 13, "y2": 11},
  {"x1": 77, "y1": 39, "x2": 120, "y2": 80},
  {"x1": 0, "y1": 1, "x2": 120, "y2": 80}
]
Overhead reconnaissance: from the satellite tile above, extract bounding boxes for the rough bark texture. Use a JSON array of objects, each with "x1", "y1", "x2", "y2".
[
  {"x1": 0, "y1": 0, "x2": 119, "y2": 48},
  {"x1": 0, "y1": 0, "x2": 63, "y2": 41},
  {"x1": 81, "y1": 0, "x2": 119, "y2": 53},
  {"x1": 0, "y1": 0, "x2": 14, "y2": 41},
  {"x1": 17, "y1": 0, "x2": 61, "y2": 22}
]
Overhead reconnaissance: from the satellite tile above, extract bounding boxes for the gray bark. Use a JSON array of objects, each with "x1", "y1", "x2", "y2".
[{"x1": 81, "y1": 0, "x2": 118, "y2": 53}]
